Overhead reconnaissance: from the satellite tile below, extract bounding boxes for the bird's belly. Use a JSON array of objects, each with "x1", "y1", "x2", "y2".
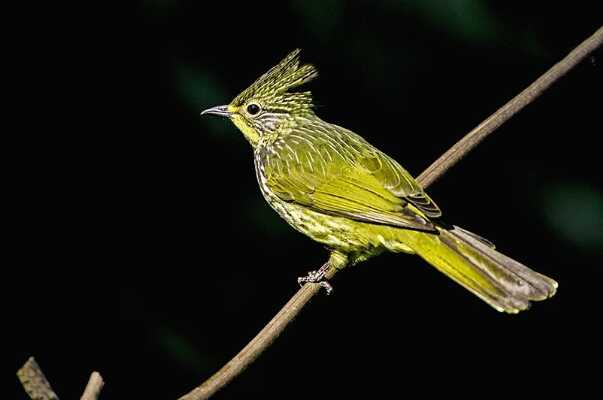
[{"x1": 257, "y1": 180, "x2": 387, "y2": 260}]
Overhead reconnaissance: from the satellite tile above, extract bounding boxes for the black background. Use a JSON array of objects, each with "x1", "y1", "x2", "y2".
[{"x1": 10, "y1": 2, "x2": 602, "y2": 399}]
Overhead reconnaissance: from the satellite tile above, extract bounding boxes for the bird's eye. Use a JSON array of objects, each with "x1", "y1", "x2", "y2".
[{"x1": 246, "y1": 103, "x2": 261, "y2": 115}]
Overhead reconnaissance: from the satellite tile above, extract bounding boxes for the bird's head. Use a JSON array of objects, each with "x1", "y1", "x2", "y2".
[{"x1": 201, "y1": 49, "x2": 318, "y2": 147}]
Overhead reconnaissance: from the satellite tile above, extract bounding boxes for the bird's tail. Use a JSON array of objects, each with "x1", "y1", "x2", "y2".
[{"x1": 398, "y1": 225, "x2": 558, "y2": 313}]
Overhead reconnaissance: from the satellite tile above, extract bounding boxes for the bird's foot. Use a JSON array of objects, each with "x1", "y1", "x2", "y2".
[{"x1": 297, "y1": 264, "x2": 333, "y2": 295}]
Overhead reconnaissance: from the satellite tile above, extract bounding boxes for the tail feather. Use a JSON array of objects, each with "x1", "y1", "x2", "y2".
[
  {"x1": 448, "y1": 226, "x2": 558, "y2": 301},
  {"x1": 401, "y1": 226, "x2": 558, "y2": 313}
]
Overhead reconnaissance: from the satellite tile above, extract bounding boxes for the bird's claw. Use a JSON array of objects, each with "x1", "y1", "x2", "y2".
[
  {"x1": 318, "y1": 281, "x2": 333, "y2": 295},
  {"x1": 297, "y1": 269, "x2": 333, "y2": 295}
]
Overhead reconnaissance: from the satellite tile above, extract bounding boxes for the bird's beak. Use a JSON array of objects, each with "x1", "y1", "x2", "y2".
[{"x1": 200, "y1": 105, "x2": 231, "y2": 117}]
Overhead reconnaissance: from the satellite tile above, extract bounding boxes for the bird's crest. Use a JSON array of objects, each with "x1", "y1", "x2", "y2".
[{"x1": 231, "y1": 49, "x2": 318, "y2": 107}]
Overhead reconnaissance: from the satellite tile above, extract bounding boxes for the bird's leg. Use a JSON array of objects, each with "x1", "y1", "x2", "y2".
[{"x1": 297, "y1": 262, "x2": 333, "y2": 295}]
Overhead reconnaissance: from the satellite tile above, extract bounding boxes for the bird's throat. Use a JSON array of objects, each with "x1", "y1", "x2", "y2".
[{"x1": 231, "y1": 114, "x2": 260, "y2": 147}]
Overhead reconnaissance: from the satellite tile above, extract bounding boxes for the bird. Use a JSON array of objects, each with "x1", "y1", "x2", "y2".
[{"x1": 201, "y1": 49, "x2": 557, "y2": 313}]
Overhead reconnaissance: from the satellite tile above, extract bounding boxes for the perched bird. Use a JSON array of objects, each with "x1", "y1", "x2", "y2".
[{"x1": 201, "y1": 49, "x2": 557, "y2": 313}]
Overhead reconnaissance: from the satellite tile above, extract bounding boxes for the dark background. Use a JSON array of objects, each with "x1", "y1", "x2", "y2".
[{"x1": 10, "y1": 1, "x2": 602, "y2": 399}]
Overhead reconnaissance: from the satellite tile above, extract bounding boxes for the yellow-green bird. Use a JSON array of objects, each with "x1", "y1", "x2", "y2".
[{"x1": 201, "y1": 49, "x2": 557, "y2": 313}]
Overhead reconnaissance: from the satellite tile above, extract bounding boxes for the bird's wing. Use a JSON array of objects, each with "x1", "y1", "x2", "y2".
[
  {"x1": 260, "y1": 124, "x2": 440, "y2": 232},
  {"x1": 354, "y1": 136, "x2": 442, "y2": 218}
]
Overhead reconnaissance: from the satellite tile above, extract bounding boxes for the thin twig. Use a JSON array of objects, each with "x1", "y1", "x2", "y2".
[
  {"x1": 179, "y1": 25, "x2": 603, "y2": 400},
  {"x1": 417, "y1": 25, "x2": 603, "y2": 187},
  {"x1": 80, "y1": 372, "x2": 104, "y2": 400},
  {"x1": 17, "y1": 357, "x2": 60, "y2": 400},
  {"x1": 179, "y1": 266, "x2": 336, "y2": 400}
]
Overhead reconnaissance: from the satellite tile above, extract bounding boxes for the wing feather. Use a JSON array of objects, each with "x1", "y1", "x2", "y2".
[{"x1": 261, "y1": 121, "x2": 441, "y2": 232}]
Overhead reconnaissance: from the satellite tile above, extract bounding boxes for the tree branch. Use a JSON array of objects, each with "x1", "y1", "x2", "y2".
[
  {"x1": 179, "y1": 25, "x2": 603, "y2": 400},
  {"x1": 80, "y1": 372, "x2": 104, "y2": 400},
  {"x1": 417, "y1": 25, "x2": 603, "y2": 187},
  {"x1": 17, "y1": 357, "x2": 60, "y2": 400},
  {"x1": 16, "y1": 357, "x2": 104, "y2": 400},
  {"x1": 178, "y1": 265, "x2": 336, "y2": 400}
]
